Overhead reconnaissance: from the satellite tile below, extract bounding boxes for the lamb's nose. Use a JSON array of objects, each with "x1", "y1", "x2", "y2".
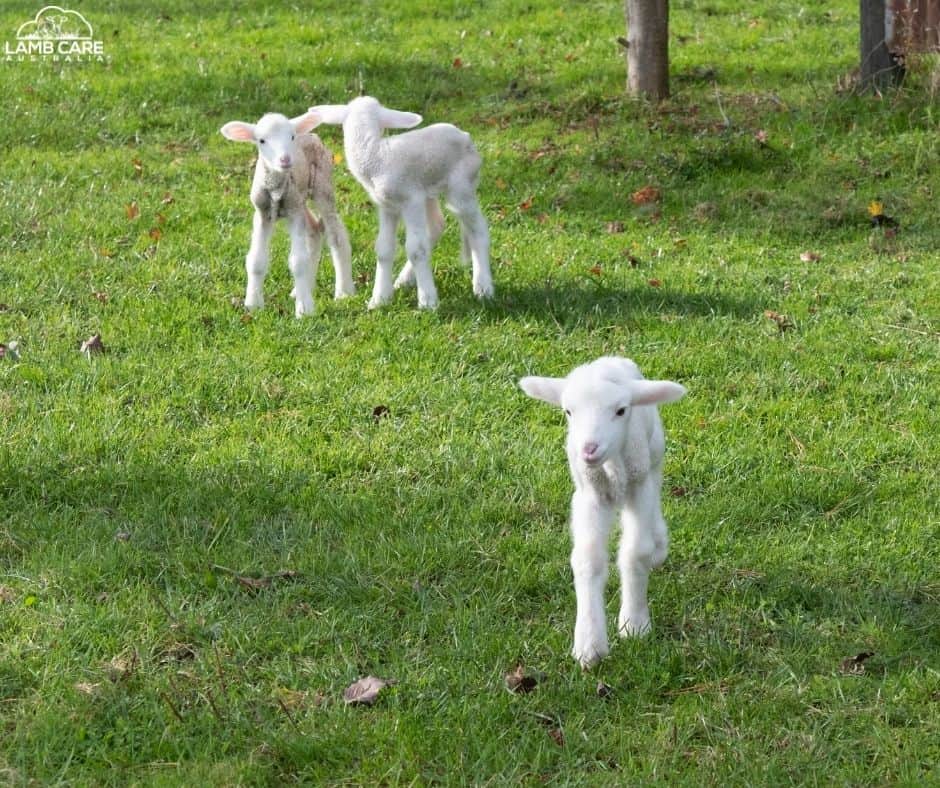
[
  {"x1": 279, "y1": 156, "x2": 291, "y2": 167},
  {"x1": 582, "y1": 442, "x2": 599, "y2": 460}
]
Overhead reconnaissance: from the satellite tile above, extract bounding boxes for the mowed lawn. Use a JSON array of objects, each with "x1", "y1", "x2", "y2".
[{"x1": 1, "y1": 0, "x2": 939, "y2": 783}]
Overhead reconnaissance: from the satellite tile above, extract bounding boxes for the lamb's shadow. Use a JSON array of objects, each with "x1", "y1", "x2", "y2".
[{"x1": 434, "y1": 278, "x2": 762, "y2": 326}]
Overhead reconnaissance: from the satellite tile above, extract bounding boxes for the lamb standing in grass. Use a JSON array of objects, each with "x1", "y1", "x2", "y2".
[
  {"x1": 221, "y1": 112, "x2": 354, "y2": 317},
  {"x1": 308, "y1": 96, "x2": 493, "y2": 310},
  {"x1": 519, "y1": 357, "x2": 686, "y2": 668}
]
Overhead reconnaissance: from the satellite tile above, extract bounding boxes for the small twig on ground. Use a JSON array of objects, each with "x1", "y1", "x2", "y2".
[
  {"x1": 160, "y1": 691, "x2": 184, "y2": 723},
  {"x1": 277, "y1": 697, "x2": 302, "y2": 734},
  {"x1": 714, "y1": 87, "x2": 731, "y2": 128}
]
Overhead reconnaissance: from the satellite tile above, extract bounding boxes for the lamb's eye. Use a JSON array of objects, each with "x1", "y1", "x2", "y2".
[
  {"x1": 291, "y1": 134, "x2": 295, "y2": 140},
  {"x1": 615, "y1": 407, "x2": 627, "y2": 417},
  {"x1": 563, "y1": 409, "x2": 571, "y2": 418},
  {"x1": 259, "y1": 138, "x2": 266, "y2": 144}
]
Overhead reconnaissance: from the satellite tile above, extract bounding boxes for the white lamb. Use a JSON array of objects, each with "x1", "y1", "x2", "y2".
[
  {"x1": 308, "y1": 96, "x2": 493, "y2": 310},
  {"x1": 519, "y1": 357, "x2": 686, "y2": 668},
  {"x1": 220, "y1": 112, "x2": 354, "y2": 317}
]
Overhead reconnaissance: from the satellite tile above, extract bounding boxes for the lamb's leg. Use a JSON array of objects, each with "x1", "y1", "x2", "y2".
[
  {"x1": 617, "y1": 473, "x2": 668, "y2": 637},
  {"x1": 394, "y1": 198, "x2": 445, "y2": 291},
  {"x1": 570, "y1": 489, "x2": 613, "y2": 668},
  {"x1": 401, "y1": 199, "x2": 438, "y2": 309},
  {"x1": 287, "y1": 211, "x2": 316, "y2": 317},
  {"x1": 448, "y1": 192, "x2": 493, "y2": 299},
  {"x1": 369, "y1": 205, "x2": 399, "y2": 309},
  {"x1": 312, "y1": 192, "x2": 355, "y2": 299},
  {"x1": 245, "y1": 209, "x2": 274, "y2": 310}
]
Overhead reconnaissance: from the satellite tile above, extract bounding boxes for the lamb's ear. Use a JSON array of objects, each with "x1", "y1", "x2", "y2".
[
  {"x1": 220, "y1": 122, "x2": 255, "y2": 142},
  {"x1": 378, "y1": 107, "x2": 422, "y2": 129},
  {"x1": 519, "y1": 376, "x2": 566, "y2": 406},
  {"x1": 308, "y1": 104, "x2": 349, "y2": 125},
  {"x1": 291, "y1": 112, "x2": 321, "y2": 134},
  {"x1": 629, "y1": 380, "x2": 687, "y2": 406}
]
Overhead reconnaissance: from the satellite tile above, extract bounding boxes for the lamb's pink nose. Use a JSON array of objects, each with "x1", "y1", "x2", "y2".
[
  {"x1": 279, "y1": 156, "x2": 291, "y2": 168},
  {"x1": 582, "y1": 442, "x2": 600, "y2": 461}
]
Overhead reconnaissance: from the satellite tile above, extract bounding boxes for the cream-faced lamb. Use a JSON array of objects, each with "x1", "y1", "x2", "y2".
[
  {"x1": 220, "y1": 112, "x2": 354, "y2": 317},
  {"x1": 519, "y1": 357, "x2": 686, "y2": 668},
  {"x1": 308, "y1": 96, "x2": 493, "y2": 310}
]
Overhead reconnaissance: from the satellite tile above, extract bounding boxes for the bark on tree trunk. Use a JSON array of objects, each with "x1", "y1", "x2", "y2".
[
  {"x1": 624, "y1": 0, "x2": 669, "y2": 100},
  {"x1": 860, "y1": 0, "x2": 903, "y2": 90}
]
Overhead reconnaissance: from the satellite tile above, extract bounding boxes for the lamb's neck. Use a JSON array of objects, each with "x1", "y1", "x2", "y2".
[
  {"x1": 343, "y1": 118, "x2": 389, "y2": 183},
  {"x1": 259, "y1": 160, "x2": 291, "y2": 194}
]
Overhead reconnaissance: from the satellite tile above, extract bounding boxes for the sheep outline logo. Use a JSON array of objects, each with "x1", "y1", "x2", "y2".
[{"x1": 5, "y1": 5, "x2": 107, "y2": 62}]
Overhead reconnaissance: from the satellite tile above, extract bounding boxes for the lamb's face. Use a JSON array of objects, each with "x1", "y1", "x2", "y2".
[
  {"x1": 560, "y1": 375, "x2": 631, "y2": 467},
  {"x1": 254, "y1": 114, "x2": 301, "y2": 172}
]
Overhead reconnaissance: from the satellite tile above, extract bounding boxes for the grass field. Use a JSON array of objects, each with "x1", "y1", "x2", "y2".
[{"x1": 1, "y1": 0, "x2": 939, "y2": 783}]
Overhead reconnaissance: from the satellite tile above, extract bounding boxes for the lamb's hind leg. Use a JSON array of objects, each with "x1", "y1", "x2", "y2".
[
  {"x1": 447, "y1": 190, "x2": 493, "y2": 299},
  {"x1": 369, "y1": 205, "x2": 399, "y2": 309},
  {"x1": 395, "y1": 198, "x2": 445, "y2": 290},
  {"x1": 617, "y1": 474, "x2": 667, "y2": 637},
  {"x1": 287, "y1": 210, "x2": 316, "y2": 317},
  {"x1": 311, "y1": 190, "x2": 355, "y2": 299}
]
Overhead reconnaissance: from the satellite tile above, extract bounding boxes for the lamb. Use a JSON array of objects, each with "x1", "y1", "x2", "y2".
[
  {"x1": 308, "y1": 96, "x2": 493, "y2": 310},
  {"x1": 220, "y1": 112, "x2": 354, "y2": 317},
  {"x1": 519, "y1": 357, "x2": 686, "y2": 668}
]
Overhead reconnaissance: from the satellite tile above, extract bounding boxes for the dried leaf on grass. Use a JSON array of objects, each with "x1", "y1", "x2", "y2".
[
  {"x1": 74, "y1": 682, "x2": 103, "y2": 696},
  {"x1": 80, "y1": 334, "x2": 106, "y2": 355},
  {"x1": 764, "y1": 310, "x2": 794, "y2": 331},
  {"x1": 596, "y1": 681, "x2": 613, "y2": 698},
  {"x1": 505, "y1": 664, "x2": 540, "y2": 694},
  {"x1": 800, "y1": 251, "x2": 821, "y2": 262},
  {"x1": 631, "y1": 185, "x2": 661, "y2": 205},
  {"x1": 343, "y1": 675, "x2": 396, "y2": 706},
  {"x1": 839, "y1": 652, "x2": 874, "y2": 675},
  {"x1": 125, "y1": 201, "x2": 139, "y2": 220}
]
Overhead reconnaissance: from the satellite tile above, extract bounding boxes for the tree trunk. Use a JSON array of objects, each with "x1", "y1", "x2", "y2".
[
  {"x1": 860, "y1": 0, "x2": 903, "y2": 90},
  {"x1": 624, "y1": 0, "x2": 669, "y2": 100}
]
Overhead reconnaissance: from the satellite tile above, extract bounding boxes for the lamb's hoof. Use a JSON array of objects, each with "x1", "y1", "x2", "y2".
[
  {"x1": 618, "y1": 615, "x2": 652, "y2": 638},
  {"x1": 417, "y1": 293, "x2": 439, "y2": 310},
  {"x1": 334, "y1": 285, "x2": 356, "y2": 300},
  {"x1": 572, "y1": 641, "x2": 609, "y2": 669},
  {"x1": 393, "y1": 275, "x2": 416, "y2": 290},
  {"x1": 244, "y1": 293, "x2": 264, "y2": 310},
  {"x1": 473, "y1": 281, "x2": 494, "y2": 299},
  {"x1": 294, "y1": 301, "x2": 315, "y2": 318},
  {"x1": 368, "y1": 295, "x2": 391, "y2": 310}
]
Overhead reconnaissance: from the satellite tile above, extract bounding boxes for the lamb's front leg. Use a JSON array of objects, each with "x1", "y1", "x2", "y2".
[
  {"x1": 570, "y1": 489, "x2": 613, "y2": 668},
  {"x1": 287, "y1": 211, "x2": 316, "y2": 317},
  {"x1": 369, "y1": 205, "x2": 399, "y2": 309},
  {"x1": 245, "y1": 210, "x2": 274, "y2": 310},
  {"x1": 617, "y1": 474, "x2": 667, "y2": 637}
]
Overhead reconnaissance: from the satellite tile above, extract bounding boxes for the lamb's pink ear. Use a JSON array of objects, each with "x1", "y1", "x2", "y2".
[
  {"x1": 519, "y1": 376, "x2": 565, "y2": 407},
  {"x1": 308, "y1": 104, "x2": 349, "y2": 125},
  {"x1": 291, "y1": 112, "x2": 321, "y2": 135},
  {"x1": 629, "y1": 380, "x2": 686, "y2": 406},
  {"x1": 378, "y1": 107, "x2": 422, "y2": 129},
  {"x1": 220, "y1": 121, "x2": 255, "y2": 142}
]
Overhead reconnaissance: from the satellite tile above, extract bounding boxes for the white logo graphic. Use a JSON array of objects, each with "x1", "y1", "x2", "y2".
[{"x1": 5, "y1": 6, "x2": 107, "y2": 62}]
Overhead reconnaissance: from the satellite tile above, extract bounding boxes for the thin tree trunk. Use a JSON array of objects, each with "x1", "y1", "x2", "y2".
[
  {"x1": 860, "y1": 0, "x2": 902, "y2": 90},
  {"x1": 624, "y1": 0, "x2": 669, "y2": 100}
]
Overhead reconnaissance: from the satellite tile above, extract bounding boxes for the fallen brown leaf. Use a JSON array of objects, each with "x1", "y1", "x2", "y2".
[
  {"x1": 764, "y1": 310, "x2": 794, "y2": 331},
  {"x1": 125, "y1": 201, "x2": 139, "y2": 220},
  {"x1": 839, "y1": 652, "x2": 874, "y2": 675},
  {"x1": 114, "y1": 530, "x2": 131, "y2": 542},
  {"x1": 75, "y1": 681, "x2": 102, "y2": 696},
  {"x1": 669, "y1": 486, "x2": 688, "y2": 497},
  {"x1": 149, "y1": 227, "x2": 162, "y2": 241},
  {"x1": 452, "y1": 57, "x2": 463, "y2": 68},
  {"x1": 80, "y1": 334, "x2": 106, "y2": 355},
  {"x1": 588, "y1": 264, "x2": 603, "y2": 276},
  {"x1": 132, "y1": 157, "x2": 143, "y2": 176},
  {"x1": 161, "y1": 192, "x2": 174, "y2": 205},
  {"x1": 372, "y1": 405, "x2": 390, "y2": 422},
  {"x1": 235, "y1": 574, "x2": 271, "y2": 592},
  {"x1": 799, "y1": 251, "x2": 821, "y2": 262},
  {"x1": 0, "y1": 585, "x2": 15, "y2": 603},
  {"x1": 631, "y1": 185, "x2": 661, "y2": 205},
  {"x1": 505, "y1": 664, "x2": 539, "y2": 694},
  {"x1": 106, "y1": 650, "x2": 138, "y2": 682},
  {"x1": 519, "y1": 196, "x2": 534, "y2": 211},
  {"x1": 343, "y1": 675, "x2": 396, "y2": 706},
  {"x1": 605, "y1": 221, "x2": 625, "y2": 234},
  {"x1": 92, "y1": 291, "x2": 109, "y2": 303},
  {"x1": 647, "y1": 278, "x2": 662, "y2": 288},
  {"x1": 547, "y1": 728, "x2": 565, "y2": 746}
]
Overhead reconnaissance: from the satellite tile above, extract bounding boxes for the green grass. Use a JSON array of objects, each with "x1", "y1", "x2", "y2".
[{"x1": 2, "y1": 0, "x2": 939, "y2": 783}]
